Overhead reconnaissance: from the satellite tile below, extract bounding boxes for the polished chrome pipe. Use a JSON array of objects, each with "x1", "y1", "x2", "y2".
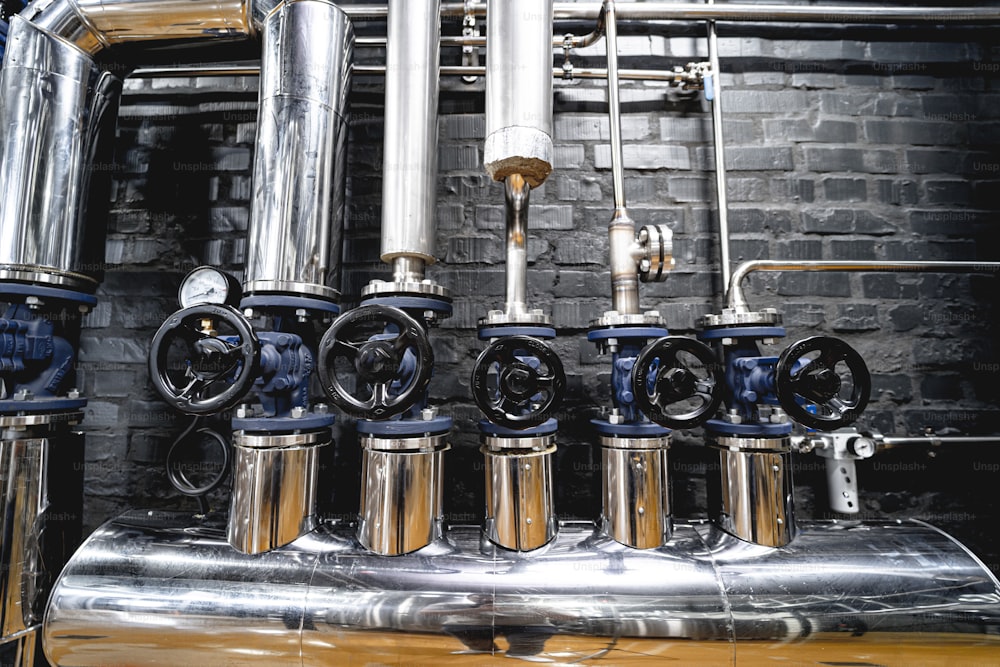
[
  {"x1": 727, "y1": 260, "x2": 1000, "y2": 312},
  {"x1": 0, "y1": 17, "x2": 120, "y2": 292},
  {"x1": 358, "y1": 435, "x2": 448, "y2": 556},
  {"x1": 601, "y1": 435, "x2": 672, "y2": 549},
  {"x1": 706, "y1": 3, "x2": 732, "y2": 291},
  {"x1": 243, "y1": 0, "x2": 353, "y2": 303},
  {"x1": 483, "y1": 0, "x2": 554, "y2": 188},
  {"x1": 43, "y1": 514, "x2": 1000, "y2": 665},
  {"x1": 482, "y1": 435, "x2": 557, "y2": 551},
  {"x1": 713, "y1": 436, "x2": 795, "y2": 548},
  {"x1": 227, "y1": 431, "x2": 328, "y2": 554},
  {"x1": 502, "y1": 175, "x2": 531, "y2": 318},
  {"x1": 880, "y1": 435, "x2": 1000, "y2": 448},
  {"x1": 379, "y1": 0, "x2": 440, "y2": 269}
]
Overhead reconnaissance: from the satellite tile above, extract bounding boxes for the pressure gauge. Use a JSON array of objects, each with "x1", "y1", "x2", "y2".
[{"x1": 178, "y1": 266, "x2": 242, "y2": 308}]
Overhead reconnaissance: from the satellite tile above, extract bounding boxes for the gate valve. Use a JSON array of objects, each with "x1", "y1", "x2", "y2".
[
  {"x1": 471, "y1": 335, "x2": 566, "y2": 429},
  {"x1": 775, "y1": 336, "x2": 871, "y2": 431},
  {"x1": 149, "y1": 304, "x2": 260, "y2": 415},
  {"x1": 631, "y1": 336, "x2": 724, "y2": 429},
  {"x1": 317, "y1": 305, "x2": 433, "y2": 419}
]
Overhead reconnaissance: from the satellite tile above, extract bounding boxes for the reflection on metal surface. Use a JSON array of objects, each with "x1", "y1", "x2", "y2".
[
  {"x1": 482, "y1": 437, "x2": 556, "y2": 551},
  {"x1": 0, "y1": 18, "x2": 120, "y2": 290},
  {"x1": 243, "y1": 0, "x2": 353, "y2": 300},
  {"x1": 714, "y1": 436, "x2": 795, "y2": 547},
  {"x1": 602, "y1": 436, "x2": 672, "y2": 549},
  {"x1": 358, "y1": 436, "x2": 448, "y2": 556},
  {"x1": 42, "y1": 515, "x2": 1000, "y2": 665},
  {"x1": 227, "y1": 433, "x2": 327, "y2": 555},
  {"x1": 379, "y1": 0, "x2": 441, "y2": 264}
]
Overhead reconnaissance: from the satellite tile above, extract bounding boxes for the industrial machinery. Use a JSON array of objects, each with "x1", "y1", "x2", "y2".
[{"x1": 0, "y1": 0, "x2": 994, "y2": 665}]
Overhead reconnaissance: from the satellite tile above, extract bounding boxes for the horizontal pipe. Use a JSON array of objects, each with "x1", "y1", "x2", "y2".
[
  {"x1": 727, "y1": 260, "x2": 1000, "y2": 311},
  {"x1": 42, "y1": 513, "x2": 1000, "y2": 665},
  {"x1": 880, "y1": 435, "x2": 1000, "y2": 448}
]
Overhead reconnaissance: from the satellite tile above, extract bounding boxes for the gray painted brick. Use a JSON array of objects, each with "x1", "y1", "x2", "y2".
[
  {"x1": 446, "y1": 235, "x2": 502, "y2": 264},
  {"x1": 804, "y1": 147, "x2": 864, "y2": 172},
  {"x1": 924, "y1": 180, "x2": 973, "y2": 205},
  {"x1": 865, "y1": 277, "x2": 921, "y2": 301},
  {"x1": 876, "y1": 179, "x2": 919, "y2": 206},
  {"x1": 822, "y1": 177, "x2": 867, "y2": 201},
  {"x1": 659, "y1": 117, "x2": 711, "y2": 142},
  {"x1": 864, "y1": 120, "x2": 965, "y2": 145},
  {"x1": 594, "y1": 144, "x2": 690, "y2": 170},
  {"x1": 774, "y1": 239, "x2": 823, "y2": 260},
  {"x1": 726, "y1": 177, "x2": 767, "y2": 202},
  {"x1": 867, "y1": 41, "x2": 969, "y2": 63},
  {"x1": 439, "y1": 144, "x2": 479, "y2": 171},
  {"x1": 818, "y1": 92, "x2": 880, "y2": 116},
  {"x1": 778, "y1": 272, "x2": 851, "y2": 298},
  {"x1": 727, "y1": 207, "x2": 794, "y2": 234},
  {"x1": 698, "y1": 146, "x2": 794, "y2": 171},
  {"x1": 781, "y1": 303, "x2": 827, "y2": 328},
  {"x1": 832, "y1": 304, "x2": 880, "y2": 332},
  {"x1": 555, "y1": 115, "x2": 651, "y2": 142},
  {"x1": 763, "y1": 119, "x2": 857, "y2": 144},
  {"x1": 668, "y1": 176, "x2": 711, "y2": 202},
  {"x1": 441, "y1": 114, "x2": 485, "y2": 140},
  {"x1": 770, "y1": 178, "x2": 815, "y2": 203},
  {"x1": 802, "y1": 209, "x2": 896, "y2": 235},
  {"x1": 554, "y1": 145, "x2": 585, "y2": 169},
  {"x1": 724, "y1": 90, "x2": 809, "y2": 113},
  {"x1": 553, "y1": 236, "x2": 606, "y2": 265},
  {"x1": 830, "y1": 239, "x2": 879, "y2": 260}
]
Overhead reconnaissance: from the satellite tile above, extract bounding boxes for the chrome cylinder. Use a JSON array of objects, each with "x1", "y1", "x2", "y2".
[
  {"x1": 601, "y1": 435, "x2": 672, "y2": 549},
  {"x1": 0, "y1": 18, "x2": 120, "y2": 292},
  {"x1": 43, "y1": 515, "x2": 1000, "y2": 665},
  {"x1": 358, "y1": 435, "x2": 448, "y2": 556},
  {"x1": 483, "y1": 0, "x2": 554, "y2": 187},
  {"x1": 713, "y1": 435, "x2": 795, "y2": 547},
  {"x1": 1, "y1": 422, "x2": 82, "y2": 646},
  {"x1": 227, "y1": 431, "x2": 328, "y2": 555},
  {"x1": 243, "y1": 0, "x2": 353, "y2": 302},
  {"x1": 379, "y1": 0, "x2": 441, "y2": 264},
  {"x1": 503, "y1": 175, "x2": 531, "y2": 318},
  {"x1": 482, "y1": 435, "x2": 557, "y2": 551}
]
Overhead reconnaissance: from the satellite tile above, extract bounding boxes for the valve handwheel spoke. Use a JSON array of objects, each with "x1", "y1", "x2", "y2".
[
  {"x1": 632, "y1": 336, "x2": 723, "y2": 429},
  {"x1": 471, "y1": 335, "x2": 566, "y2": 429},
  {"x1": 318, "y1": 305, "x2": 434, "y2": 419},
  {"x1": 776, "y1": 335, "x2": 871, "y2": 431},
  {"x1": 149, "y1": 304, "x2": 261, "y2": 415}
]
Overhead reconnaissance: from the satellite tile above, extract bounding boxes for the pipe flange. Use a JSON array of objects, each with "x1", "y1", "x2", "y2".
[
  {"x1": 478, "y1": 308, "x2": 552, "y2": 326},
  {"x1": 637, "y1": 225, "x2": 675, "y2": 283},
  {"x1": 600, "y1": 435, "x2": 671, "y2": 450},
  {"x1": 482, "y1": 434, "x2": 556, "y2": 452},
  {"x1": 362, "y1": 434, "x2": 449, "y2": 453},
  {"x1": 0, "y1": 411, "x2": 85, "y2": 428},
  {"x1": 232, "y1": 429, "x2": 330, "y2": 449},
  {"x1": 590, "y1": 310, "x2": 666, "y2": 328},
  {"x1": 243, "y1": 280, "x2": 340, "y2": 303},
  {"x1": 362, "y1": 278, "x2": 451, "y2": 300},
  {"x1": 711, "y1": 435, "x2": 790, "y2": 452},
  {"x1": 700, "y1": 307, "x2": 782, "y2": 329},
  {"x1": 0, "y1": 265, "x2": 99, "y2": 292}
]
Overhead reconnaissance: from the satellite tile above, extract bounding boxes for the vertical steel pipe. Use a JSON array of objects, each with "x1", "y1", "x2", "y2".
[
  {"x1": 503, "y1": 175, "x2": 531, "y2": 317},
  {"x1": 601, "y1": 437, "x2": 672, "y2": 548},
  {"x1": 482, "y1": 437, "x2": 557, "y2": 551},
  {"x1": 714, "y1": 436, "x2": 796, "y2": 547},
  {"x1": 0, "y1": 17, "x2": 120, "y2": 292},
  {"x1": 379, "y1": 0, "x2": 441, "y2": 267},
  {"x1": 707, "y1": 4, "x2": 732, "y2": 290},
  {"x1": 483, "y1": 0, "x2": 554, "y2": 187},
  {"x1": 243, "y1": 0, "x2": 353, "y2": 302}
]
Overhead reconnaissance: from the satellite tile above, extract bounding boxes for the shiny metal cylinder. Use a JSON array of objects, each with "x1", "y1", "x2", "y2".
[
  {"x1": 713, "y1": 436, "x2": 795, "y2": 547},
  {"x1": 243, "y1": 0, "x2": 353, "y2": 302},
  {"x1": 358, "y1": 435, "x2": 448, "y2": 556},
  {"x1": 0, "y1": 18, "x2": 120, "y2": 292},
  {"x1": 609, "y1": 209, "x2": 640, "y2": 315},
  {"x1": 227, "y1": 431, "x2": 328, "y2": 555},
  {"x1": 707, "y1": 12, "x2": 732, "y2": 289},
  {"x1": 379, "y1": 0, "x2": 441, "y2": 264},
  {"x1": 22, "y1": 0, "x2": 252, "y2": 55},
  {"x1": 483, "y1": 0, "x2": 554, "y2": 187},
  {"x1": 601, "y1": 436, "x2": 672, "y2": 549},
  {"x1": 1, "y1": 426, "x2": 82, "y2": 647},
  {"x1": 43, "y1": 515, "x2": 1000, "y2": 665},
  {"x1": 503, "y1": 175, "x2": 530, "y2": 317},
  {"x1": 482, "y1": 436, "x2": 557, "y2": 551}
]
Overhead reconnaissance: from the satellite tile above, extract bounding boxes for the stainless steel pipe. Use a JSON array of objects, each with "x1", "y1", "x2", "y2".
[
  {"x1": 713, "y1": 436, "x2": 795, "y2": 547},
  {"x1": 0, "y1": 17, "x2": 120, "y2": 292},
  {"x1": 727, "y1": 260, "x2": 1000, "y2": 312},
  {"x1": 243, "y1": 0, "x2": 353, "y2": 303},
  {"x1": 379, "y1": 0, "x2": 441, "y2": 267},
  {"x1": 502, "y1": 175, "x2": 531, "y2": 318},
  {"x1": 706, "y1": 3, "x2": 732, "y2": 290},
  {"x1": 483, "y1": 0, "x2": 554, "y2": 188},
  {"x1": 43, "y1": 514, "x2": 1000, "y2": 665},
  {"x1": 601, "y1": 435, "x2": 672, "y2": 549},
  {"x1": 482, "y1": 436, "x2": 557, "y2": 551}
]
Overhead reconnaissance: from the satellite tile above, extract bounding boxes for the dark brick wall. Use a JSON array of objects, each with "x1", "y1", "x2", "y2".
[{"x1": 74, "y1": 17, "x2": 1000, "y2": 574}]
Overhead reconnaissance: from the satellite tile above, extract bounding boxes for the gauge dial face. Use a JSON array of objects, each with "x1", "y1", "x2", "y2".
[{"x1": 178, "y1": 267, "x2": 238, "y2": 308}]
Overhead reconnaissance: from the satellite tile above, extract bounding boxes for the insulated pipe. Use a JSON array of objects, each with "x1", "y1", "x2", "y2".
[
  {"x1": 43, "y1": 514, "x2": 1000, "y2": 665},
  {"x1": 0, "y1": 17, "x2": 120, "y2": 292},
  {"x1": 483, "y1": 0, "x2": 554, "y2": 188},
  {"x1": 379, "y1": 0, "x2": 440, "y2": 269},
  {"x1": 242, "y1": 0, "x2": 353, "y2": 303},
  {"x1": 727, "y1": 260, "x2": 1000, "y2": 311}
]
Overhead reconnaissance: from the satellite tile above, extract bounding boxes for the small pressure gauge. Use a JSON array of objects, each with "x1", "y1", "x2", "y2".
[{"x1": 178, "y1": 266, "x2": 242, "y2": 308}]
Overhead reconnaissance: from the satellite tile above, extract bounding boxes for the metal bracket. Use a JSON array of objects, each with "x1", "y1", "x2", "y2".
[{"x1": 461, "y1": 0, "x2": 480, "y2": 84}]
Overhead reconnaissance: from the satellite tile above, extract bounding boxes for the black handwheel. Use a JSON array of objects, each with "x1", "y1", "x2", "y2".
[
  {"x1": 775, "y1": 336, "x2": 871, "y2": 431},
  {"x1": 471, "y1": 335, "x2": 566, "y2": 430},
  {"x1": 632, "y1": 336, "x2": 723, "y2": 429},
  {"x1": 318, "y1": 305, "x2": 433, "y2": 419},
  {"x1": 149, "y1": 304, "x2": 260, "y2": 415}
]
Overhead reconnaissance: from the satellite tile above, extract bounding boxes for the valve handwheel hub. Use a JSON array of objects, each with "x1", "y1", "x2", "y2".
[
  {"x1": 472, "y1": 335, "x2": 565, "y2": 430},
  {"x1": 632, "y1": 336, "x2": 723, "y2": 429}
]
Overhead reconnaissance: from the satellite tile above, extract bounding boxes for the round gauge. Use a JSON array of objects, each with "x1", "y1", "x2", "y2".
[{"x1": 178, "y1": 266, "x2": 242, "y2": 308}]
